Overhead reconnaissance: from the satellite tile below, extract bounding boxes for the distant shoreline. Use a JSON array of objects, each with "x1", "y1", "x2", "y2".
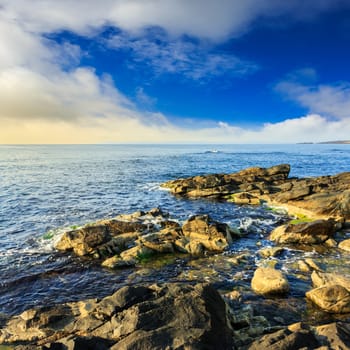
[{"x1": 298, "y1": 140, "x2": 350, "y2": 144}]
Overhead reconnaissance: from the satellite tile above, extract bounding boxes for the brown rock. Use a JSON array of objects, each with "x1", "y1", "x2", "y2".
[
  {"x1": 0, "y1": 283, "x2": 234, "y2": 349},
  {"x1": 251, "y1": 267, "x2": 290, "y2": 296},
  {"x1": 339, "y1": 238, "x2": 350, "y2": 252},
  {"x1": 269, "y1": 219, "x2": 336, "y2": 245},
  {"x1": 306, "y1": 284, "x2": 350, "y2": 313},
  {"x1": 314, "y1": 322, "x2": 350, "y2": 349},
  {"x1": 311, "y1": 270, "x2": 350, "y2": 290}
]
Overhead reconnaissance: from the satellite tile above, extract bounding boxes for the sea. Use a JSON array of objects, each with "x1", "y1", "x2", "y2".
[{"x1": 1, "y1": 144, "x2": 350, "y2": 317}]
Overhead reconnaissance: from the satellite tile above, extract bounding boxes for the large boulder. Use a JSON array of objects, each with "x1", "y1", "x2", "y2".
[
  {"x1": 251, "y1": 267, "x2": 290, "y2": 296},
  {"x1": 306, "y1": 284, "x2": 350, "y2": 313},
  {"x1": 311, "y1": 270, "x2": 350, "y2": 291},
  {"x1": 269, "y1": 219, "x2": 336, "y2": 245},
  {"x1": 0, "y1": 283, "x2": 234, "y2": 349},
  {"x1": 339, "y1": 238, "x2": 350, "y2": 252},
  {"x1": 182, "y1": 214, "x2": 234, "y2": 252}
]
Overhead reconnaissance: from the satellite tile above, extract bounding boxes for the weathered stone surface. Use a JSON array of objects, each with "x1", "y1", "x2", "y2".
[
  {"x1": 306, "y1": 284, "x2": 350, "y2": 313},
  {"x1": 0, "y1": 283, "x2": 234, "y2": 349},
  {"x1": 246, "y1": 320, "x2": 350, "y2": 350},
  {"x1": 311, "y1": 270, "x2": 350, "y2": 290},
  {"x1": 339, "y1": 238, "x2": 350, "y2": 252},
  {"x1": 251, "y1": 267, "x2": 290, "y2": 296},
  {"x1": 162, "y1": 164, "x2": 350, "y2": 222},
  {"x1": 258, "y1": 246, "x2": 284, "y2": 258},
  {"x1": 269, "y1": 219, "x2": 336, "y2": 245},
  {"x1": 314, "y1": 321, "x2": 350, "y2": 350},
  {"x1": 182, "y1": 214, "x2": 234, "y2": 252},
  {"x1": 247, "y1": 327, "x2": 320, "y2": 350}
]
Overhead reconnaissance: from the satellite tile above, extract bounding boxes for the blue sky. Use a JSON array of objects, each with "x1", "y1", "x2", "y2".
[{"x1": 1, "y1": 0, "x2": 350, "y2": 143}]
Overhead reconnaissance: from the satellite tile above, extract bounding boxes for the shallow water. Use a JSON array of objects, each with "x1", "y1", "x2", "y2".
[{"x1": 1, "y1": 144, "x2": 350, "y2": 318}]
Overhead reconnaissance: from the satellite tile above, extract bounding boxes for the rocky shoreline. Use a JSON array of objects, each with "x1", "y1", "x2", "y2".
[{"x1": 1, "y1": 164, "x2": 350, "y2": 349}]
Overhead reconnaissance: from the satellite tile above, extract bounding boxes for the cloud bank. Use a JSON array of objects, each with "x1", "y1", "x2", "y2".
[{"x1": 1, "y1": 0, "x2": 350, "y2": 143}]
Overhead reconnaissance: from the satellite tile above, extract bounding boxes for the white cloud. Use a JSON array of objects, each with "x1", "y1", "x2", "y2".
[
  {"x1": 276, "y1": 80, "x2": 350, "y2": 120},
  {"x1": 1, "y1": 0, "x2": 350, "y2": 143},
  {"x1": 107, "y1": 32, "x2": 257, "y2": 80},
  {"x1": 2, "y1": 0, "x2": 348, "y2": 40}
]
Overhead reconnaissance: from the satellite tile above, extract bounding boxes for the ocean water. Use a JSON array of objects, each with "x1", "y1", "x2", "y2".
[{"x1": 1, "y1": 144, "x2": 350, "y2": 316}]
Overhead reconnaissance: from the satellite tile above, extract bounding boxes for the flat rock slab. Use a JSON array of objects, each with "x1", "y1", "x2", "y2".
[{"x1": 0, "y1": 283, "x2": 234, "y2": 349}]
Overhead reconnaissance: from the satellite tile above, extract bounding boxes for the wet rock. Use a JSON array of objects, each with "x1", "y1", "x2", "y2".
[
  {"x1": 227, "y1": 192, "x2": 261, "y2": 205},
  {"x1": 306, "y1": 284, "x2": 350, "y2": 313},
  {"x1": 311, "y1": 270, "x2": 350, "y2": 290},
  {"x1": 162, "y1": 164, "x2": 350, "y2": 222},
  {"x1": 314, "y1": 321, "x2": 350, "y2": 349},
  {"x1": 101, "y1": 255, "x2": 136, "y2": 268},
  {"x1": 258, "y1": 246, "x2": 284, "y2": 258},
  {"x1": 0, "y1": 283, "x2": 234, "y2": 350},
  {"x1": 269, "y1": 219, "x2": 336, "y2": 245},
  {"x1": 246, "y1": 326, "x2": 320, "y2": 350},
  {"x1": 251, "y1": 267, "x2": 290, "y2": 296},
  {"x1": 182, "y1": 214, "x2": 234, "y2": 252},
  {"x1": 339, "y1": 238, "x2": 350, "y2": 252}
]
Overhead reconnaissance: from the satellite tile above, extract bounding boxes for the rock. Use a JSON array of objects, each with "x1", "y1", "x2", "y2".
[
  {"x1": 0, "y1": 283, "x2": 234, "y2": 349},
  {"x1": 246, "y1": 327, "x2": 320, "y2": 350},
  {"x1": 258, "y1": 246, "x2": 284, "y2": 258},
  {"x1": 251, "y1": 267, "x2": 290, "y2": 296},
  {"x1": 269, "y1": 219, "x2": 336, "y2": 245},
  {"x1": 101, "y1": 256, "x2": 136, "y2": 268},
  {"x1": 311, "y1": 270, "x2": 350, "y2": 290},
  {"x1": 227, "y1": 192, "x2": 261, "y2": 205},
  {"x1": 306, "y1": 284, "x2": 350, "y2": 313},
  {"x1": 162, "y1": 165, "x2": 350, "y2": 223},
  {"x1": 186, "y1": 239, "x2": 205, "y2": 255},
  {"x1": 119, "y1": 245, "x2": 155, "y2": 263},
  {"x1": 325, "y1": 238, "x2": 337, "y2": 247},
  {"x1": 56, "y1": 225, "x2": 111, "y2": 256},
  {"x1": 182, "y1": 214, "x2": 233, "y2": 252},
  {"x1": 339, "y1": 238, "x2": 350, "y2": 252},
  {"x1": 314, "y1": 321, "x2": 350, "y2": 349}
]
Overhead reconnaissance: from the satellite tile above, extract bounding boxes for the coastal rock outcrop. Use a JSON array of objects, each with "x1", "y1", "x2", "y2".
[
  {"x1": 247, "y1": 321, "x2": 350, "y2": 350},
  {"x1": 162, "y1": 164, "x2": 350, "y2": 223},
  {"x1": 55, "y1": 209, "x2": 235, "y2": 266},
  {"x1": 269, "y1": 219, "x2": 336, "y2": 245},
  {"x1": 306, "y1": 271, "x2": 350, "y2": 314},
  {"x1": 0, "y1": 283, "x2": 234, "y2": 349},
  {"x1": 251, "y1": 267, "x2": 290, "y2": 296}
]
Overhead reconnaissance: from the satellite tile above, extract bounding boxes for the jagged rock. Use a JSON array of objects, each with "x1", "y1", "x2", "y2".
[
  {"x1": 182, "y1": 214, "x2": 234, "y2": 252},
  {"x1": 247, "y1": 321, "x2": 350, "y2": 350},
  {"x1": 269, "y1": 219, "x2": 336, "y2": 245},
  {"x1": 162, "y1": 164, "x2": 350, "y2": 223},
  {"x1": 297, "y1": 259, "x2": 323, "y2": 273},
  {"x1": 311, "y1": 270, "x2": 350, "y2": 290},
  {"x1": 258, "y1": 246, "x2": 284, "y2": 258},
  {"x1": 247, "y1": 327, "x2": 320, "y2": 350},
  {"x1": 0, "y1": 283, "x2": 234, "y2": 349},
  {"x1": 339, "y1": 238, "x2": 350, "y2": 252},
  {"x1": 306, "y1": 284, "x2": 350, "y2": 313},
  {"x1": 251, "y1": 267, "x2": 290, "y2": 296},
  {"x1": 314, "y1": 321, "x2": 350, "y2": 349}
]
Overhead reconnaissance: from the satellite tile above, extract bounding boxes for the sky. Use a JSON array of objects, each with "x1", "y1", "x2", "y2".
[{"x1": 1, "y1": 0, "x2": 350, "y2": 144}]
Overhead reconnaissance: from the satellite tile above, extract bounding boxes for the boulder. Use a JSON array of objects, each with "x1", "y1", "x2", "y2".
[
  {"x1": 269, "y1": 219, "x2": 336, "y2": 245},
  {"x1": 306, "y1": 284, "x2": 350, "y2": 313},
  {"x1": 251, "y1": 267, "x2": 290, "y2": 296},
  {"x1": 258, "y1": 246, "x2": 284, "y2": 258},
  {"x1": 182, "y1": 214, "x2": 233, "y2": 252},
  {"x1": 339, "y1": 238, "x2": 350, "y2": 252},
  {"x1": 314, "y1": 321, "x2": 350, "y2": 349},
  {"x1": 0, "y1": 283, "x2": 234, "y2": 349},
  {"x1": 311, "y1": 270, "x2": 350, "y2": 290}
]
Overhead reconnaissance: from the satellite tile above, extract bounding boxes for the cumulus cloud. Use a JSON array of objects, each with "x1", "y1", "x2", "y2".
[
  {"x1": 276, "y1": 80, "x2": 350, "y2": 120},
  {"x1": 1, "y1": 0, "x2": 350, "y2": 143}
]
